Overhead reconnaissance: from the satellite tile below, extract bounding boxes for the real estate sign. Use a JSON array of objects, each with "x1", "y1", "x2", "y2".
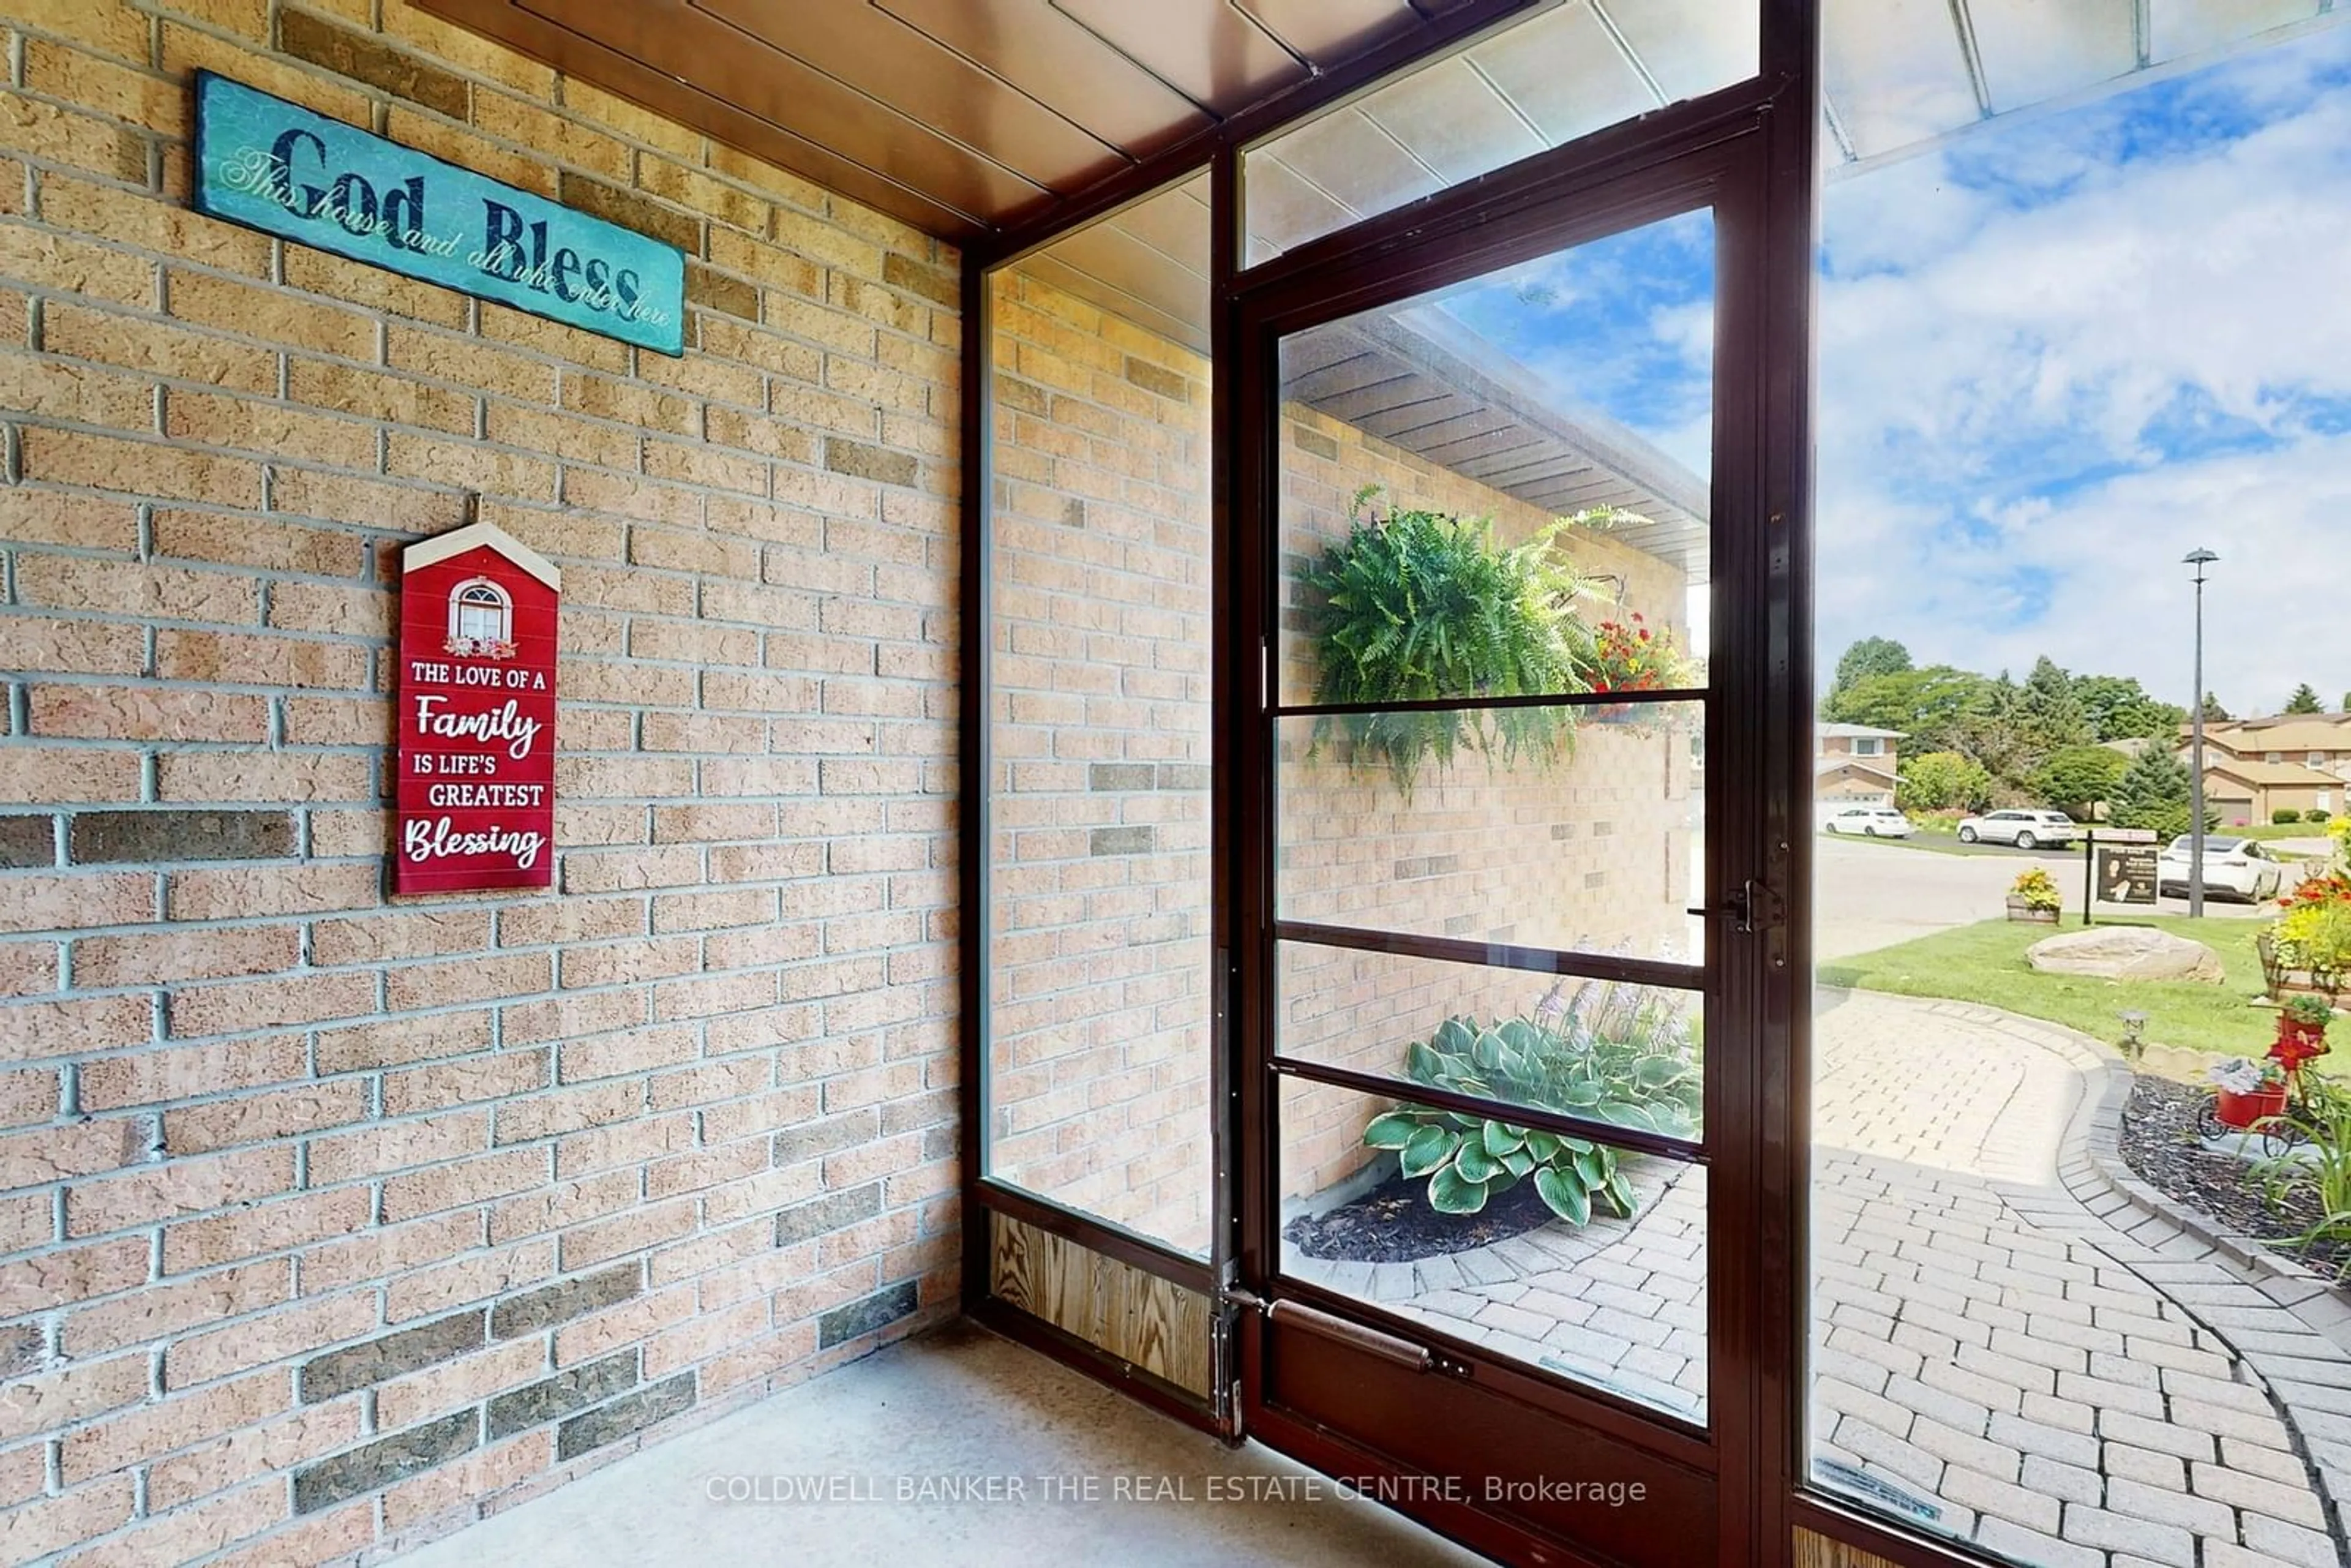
[
  {"x1": 396, "y1": 523, "x2": 560, "y2": 895},
  {"x1": 2097, "y1": 846, "x2": 2159, "y2": 906},
  {"x1": 191, "y1": 71, "x2": 685, "y2": 354}
]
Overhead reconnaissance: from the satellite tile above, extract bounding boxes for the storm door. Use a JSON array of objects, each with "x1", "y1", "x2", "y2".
[{"x1": 1228, "y1": 126, "x2": 1782, "y2": 1568}]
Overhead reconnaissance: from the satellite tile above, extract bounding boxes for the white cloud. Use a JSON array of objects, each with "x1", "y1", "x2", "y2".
[{"x1": 1817, "y1": 26, "x2": 2351, "y2": 711}]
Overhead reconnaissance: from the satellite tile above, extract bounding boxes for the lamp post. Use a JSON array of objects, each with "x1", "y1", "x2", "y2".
[{"x1": 2184, "y1": 548, "x2": 2218, "y2": 918}]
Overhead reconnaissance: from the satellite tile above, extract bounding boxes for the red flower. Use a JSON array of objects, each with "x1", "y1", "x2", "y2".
[{"x1": 2273, "y1": 1033, "x2": 2329, "y2": 1075}]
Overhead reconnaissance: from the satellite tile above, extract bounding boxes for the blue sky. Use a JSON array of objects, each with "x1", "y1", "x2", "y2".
[
  {"x1": 1423, "y1": 20, "x2": 2351, "y2": 714},
  {"x1": 1815, "y1": 20, "x2": 2351, "y2": 714},
  {"x1": 1439, "y1": 209, "x2": 1717, "y2": 484}
]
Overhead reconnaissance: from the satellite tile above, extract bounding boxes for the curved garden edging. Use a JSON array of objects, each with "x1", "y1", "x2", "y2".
[{"x1": 1909, "y1": 994, "x2": 2351, "y2": 1557}]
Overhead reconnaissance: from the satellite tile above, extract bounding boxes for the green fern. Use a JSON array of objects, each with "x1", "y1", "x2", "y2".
[{"x1": 1297, "y1": 486, "x2": 1627, "y2": 794}]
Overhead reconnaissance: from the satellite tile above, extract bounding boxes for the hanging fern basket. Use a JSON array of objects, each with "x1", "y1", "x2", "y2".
[{"x1": 1295, "y1": 487, "x2": 1616, "y2": 795}]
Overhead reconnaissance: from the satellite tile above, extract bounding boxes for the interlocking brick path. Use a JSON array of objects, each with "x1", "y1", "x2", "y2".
[{"x1": 1288, "y1": 990, "x2": 2349, "y2": 1565}]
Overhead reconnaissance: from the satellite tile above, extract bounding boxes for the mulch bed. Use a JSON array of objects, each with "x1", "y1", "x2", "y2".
[
  {"x1": 2119, "y1": 1075, "x2": 2351, "y2": 1283},
  {"x1": 1283, "y1": 1168, "x2": 1556, "y2": 1262}
]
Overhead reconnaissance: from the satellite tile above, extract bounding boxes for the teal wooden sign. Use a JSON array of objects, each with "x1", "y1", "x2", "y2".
[{"x1": 191, "y1": 71, "x2": 684, "y2": 356}]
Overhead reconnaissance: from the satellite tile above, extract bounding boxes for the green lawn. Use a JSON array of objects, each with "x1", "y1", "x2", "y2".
[
  {"x1": 2232, "y1": 822, "x2": 2338, "y2": 844},
  {"x1": 1820, "y1": 912, "x2": 2302, "y2": 1063}
]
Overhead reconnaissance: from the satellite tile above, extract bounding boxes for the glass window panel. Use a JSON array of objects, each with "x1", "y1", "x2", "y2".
[
  {"x1": 1823, "y1": 0, "x2": 2333, "y2": 173},
  {"x1": 2151, "y1": 0, "x2": 2323, "y2": 64},
  {"x1": 1275, "y1": 702, "x2": 1704, "y2": 963},
  {"x1": 984, "y1": 174, "x2": 1212, "y2": 1255},
  {"x1": 1275, "y1": 208, "x2": 1716, "y2": 711},
  {"x1": 1807, "y1": 16, "x2": 2351, "y2": 1564},
  {"x1": 1243, "y1": 0, "x2": 1757, "y2": 259},
  {"x1": 1278, "y1": 1077, "x2": 1708, "y2": 1422},
  {"x1": 1965, "y1": 0, "x2": 2136, "y2": 112},
  {"x1": 1275, "y1": 944, "x2": 1704, "y2": 1144},
  {"x1": 1820, "y1": 0, "x2": 1980, "y2": 161}
]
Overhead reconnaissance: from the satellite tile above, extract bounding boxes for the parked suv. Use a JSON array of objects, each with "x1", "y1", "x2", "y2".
[
  {"x1": 1955, "y1": 809, "x2": 2078, "y2": 849},
  {"x1": 1823, "y1": 805, "x2": 1913, "y2": 838}
]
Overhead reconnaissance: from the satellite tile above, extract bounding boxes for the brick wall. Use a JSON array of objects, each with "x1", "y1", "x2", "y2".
[
  {"x1": 1272, "y1": 407, "x2": 1698, "y2": 1202},
  {"x1": 981, "y1": 245, "x2": 1700, "y2": 1227},
  {"x1": 983, "y1": 260, "x2": 1213, "y2": 1254},
  {"x1": 0, "y1": 4, "x2": 960, "y2": 1564}
]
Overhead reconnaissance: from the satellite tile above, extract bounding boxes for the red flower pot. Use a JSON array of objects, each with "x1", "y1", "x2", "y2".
[{"x1": 2215, "y1": 1085, "x2": 2288, "y2": 1130}]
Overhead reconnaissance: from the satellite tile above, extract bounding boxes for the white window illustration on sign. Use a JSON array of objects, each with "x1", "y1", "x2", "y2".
[{"x1": 444, "y1": 577, "x2": 516, "y2": 659}]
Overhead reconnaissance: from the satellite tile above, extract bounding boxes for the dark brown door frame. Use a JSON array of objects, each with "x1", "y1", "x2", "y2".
[
  {"x1": 1228, "y1": 99, "x2": 1776, "y2": 1568},
  {"x1": 1752, "y1": 1, "x2": 1817, "y2": 1563},
  {"x1": 962, "y1": 1, "x2": 2045, "y2": 1562}
]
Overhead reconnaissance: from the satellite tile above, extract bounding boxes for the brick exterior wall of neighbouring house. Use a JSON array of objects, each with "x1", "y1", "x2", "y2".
[
  {"x1": 0, "y1": 4, "x2": 961, "y2": 1564},
  {"x1": 983, "y1": 255, "x2": 1700, "y2": 1242},
  {"x1": 1272, "y1": 408, "x2": 1698, "y2": 1205}
]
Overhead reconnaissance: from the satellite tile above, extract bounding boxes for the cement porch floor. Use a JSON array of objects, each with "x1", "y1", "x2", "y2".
[{"x1": 389, "y1": 1319, "x2": 1483, "y2": 1568}]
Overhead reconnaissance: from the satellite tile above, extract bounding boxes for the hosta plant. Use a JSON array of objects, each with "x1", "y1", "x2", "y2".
[{"x1": 1361, "y1": 982, "x2": 1700, "y2": 1225}]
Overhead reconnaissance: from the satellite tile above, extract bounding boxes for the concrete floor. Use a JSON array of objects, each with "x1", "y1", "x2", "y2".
[{"x1": 391, "y1": 1321, "x2": 1484, "y2": 1568}]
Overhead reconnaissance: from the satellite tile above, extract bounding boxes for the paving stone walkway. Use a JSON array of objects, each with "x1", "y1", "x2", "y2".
[{"x1": 1284, "y1": 989, "x2": 2350, "y2": 1567}]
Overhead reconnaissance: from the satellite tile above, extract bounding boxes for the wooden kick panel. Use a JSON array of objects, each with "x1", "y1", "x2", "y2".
[{"x1": 988, "y1": 1212, "x2": 1213, "y2": 1397}]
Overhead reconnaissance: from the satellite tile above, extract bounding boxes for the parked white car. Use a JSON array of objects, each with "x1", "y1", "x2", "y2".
[
  {"x1": 2156, "y1": 835, "x2": 2284, "y2": 902},
  {"x1": 1823, "y1": 805, "x2": 1913, "y2": 838},
  {"x1": 1955, "y1": 809, "x2": 2079, "y2": 849}
]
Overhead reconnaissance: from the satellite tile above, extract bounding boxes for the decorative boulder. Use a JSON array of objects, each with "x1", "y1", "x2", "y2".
[{"x1": 2026, "y1": 927, "x2": 2225, "y2": 984}]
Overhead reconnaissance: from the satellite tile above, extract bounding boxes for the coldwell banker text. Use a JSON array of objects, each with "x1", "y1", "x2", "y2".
[{"x1": 191, "y1": 71, "x2": 686, "y2": 355}]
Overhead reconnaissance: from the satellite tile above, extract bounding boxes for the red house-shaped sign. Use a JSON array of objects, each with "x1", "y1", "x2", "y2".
[{"x1": 395, "y1": 522, "x2": 560, "y2": 895}]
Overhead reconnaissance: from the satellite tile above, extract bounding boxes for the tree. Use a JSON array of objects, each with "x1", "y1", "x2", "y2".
[
  {"x1": 1896, "y1": 751, "x2": 1993, "y2": 812},
  {"x1": 2108, "y1": 746, "x2": 2216, "y2": 840},
  {"x1": 2286, "y1": 683, "x2": 2325, "y2": 714},
  {"x1": 2019, "y1": 656, "x2": 2092, "y2": 755},
  {"x1": 2200, "y1": 692, "x2": 2230, "y2": 722},
  {"x1": 1954, "y1": 671, "x2": 2038, "y2": 793},
  {"x1": 2070, "y1": 673, "x2": 2187, "y2": 742},
  {"x1": 1824, "y1": 666, "x2": 1993, "y2": 756},
  {"x1": 2033, "y1": 745, "x2": 2128, "y2": 820},
  {"x1": 1828, "y1": 637, "x2": 1912, "y2": 702}
]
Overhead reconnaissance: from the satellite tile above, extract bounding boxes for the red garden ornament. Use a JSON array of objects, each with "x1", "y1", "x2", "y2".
[
  {"x1": 2214, "y1": 1081, "x2": 2289, "y2": 1131},
  {"x1": 2209, "y1": 1054, "x2": 2291, "y2": 1130}
]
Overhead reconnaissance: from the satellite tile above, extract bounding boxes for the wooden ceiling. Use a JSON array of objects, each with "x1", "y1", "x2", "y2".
[
  {"x1": 418, "y1": 1, "x2": 2350, "y2": 247},
  {"x1": 414, "y1": 0, "x2": 1498, "y2": 241}
]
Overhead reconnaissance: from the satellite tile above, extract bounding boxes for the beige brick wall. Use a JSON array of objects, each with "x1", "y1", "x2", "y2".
[
  {"x1": 984, "y1": 265, "x2": 1213, "y2": 1253},
  {"x1": 1274, "y1": 408, "x2": 1698, "y2": 1202},
  {"x1": 0, "y1": 4, "x2": 960, "y2": 1564},
  {"x1": 981, "y1": 260, "x2": 1698, "y2": 1225}
]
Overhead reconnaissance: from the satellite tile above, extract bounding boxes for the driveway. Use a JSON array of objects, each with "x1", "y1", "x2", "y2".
[{"x1": 1816, "y1": 835, "x2": 2276, "y2": 963}]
